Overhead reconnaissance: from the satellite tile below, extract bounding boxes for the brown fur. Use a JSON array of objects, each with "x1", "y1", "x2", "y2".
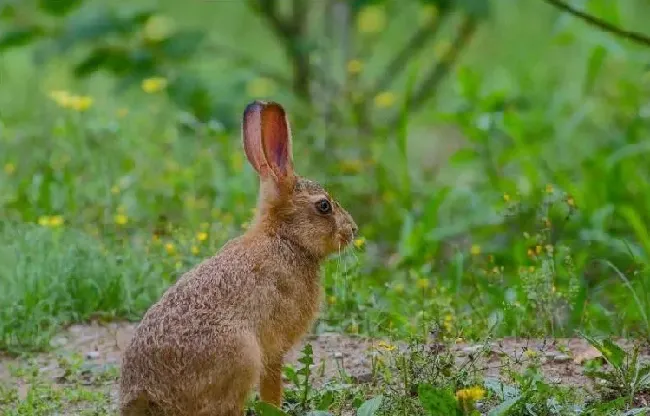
[{"x1": 119, "y1": 101, "x2": 357, "y2": 416}]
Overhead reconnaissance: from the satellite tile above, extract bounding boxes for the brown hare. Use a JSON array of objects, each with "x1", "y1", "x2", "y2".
[{"x1": 119, "y1": 101, "x2": 358, "y2": 416}]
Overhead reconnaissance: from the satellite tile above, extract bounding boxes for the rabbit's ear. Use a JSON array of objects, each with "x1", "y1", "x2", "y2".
[
  {"x1": 260, "y1": 102, "x2": 294, "y2": 183},
  {"x1": 242, "y1": 101, "x2": 271, "y2": 177}
]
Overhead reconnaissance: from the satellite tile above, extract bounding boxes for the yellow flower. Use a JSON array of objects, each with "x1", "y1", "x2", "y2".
[
  {"x1": 545, "y1": 184, "x2": 554, "y2": 194},
  {"x1": 165, "y1": 242, "x2": 176, "y2": 255},
  {"x1": 419, "y1": 4, "x2": 438, "y2": 24},
  {"x1": 327, "y1": 295, "x2": 336, "y2": 305},
  {"x1": 503, "y1": 193, "x2": 510, "y2": 202},
  {"x1": 566, "y1": 195, "x2": 576, "y2": 207},
  {"x1": 49, "y1": 90, "x2": 73, "y2": 107},
  {"x1": 196, "y1": 231, "x2": 208, "y2": 242},
  {"x1": 374, "y1": 91, "x2": 396, "y2": 108},
  {"x1": 143, "y1": 15, "x2": 175, "y2": 42},
  {"x1": 340, "y1": 159, "x2": 364, "y2": 174},
  {"x1": 246, "y1": 77, "x2": 276, "y2": 98},
  {"x1": 357, "y1": 5, "x2": 386, "y2": 34},
  {"x1": 4, "y1": 163, "x2": 15, "y2": 175},
  {"x1": 49, "y1": 215, "x2": 64, "y2": 227},
  {"x1": 114, "y1": 214, "x2": 128, "y2": 225},
  {"x1": 416, "y1": 278, "x2": 430, "y2": 289},
  {"x1": 38, "y1": 215, "x2": 64, "y2": 227},
  {"x1": 142, "y1": 77, "x2": 168, "y2": 93},
  {"x1": 456, "y1": 386, "x2": 485, "y2": 402},
  {"x1": 535, "y1": 245, "x2": 543, "y2": 254},
  {"x1": 346, "y1": 59, "x2": 363, "y2": 75},
  {"x1": 353, "y1": 236, "x2": 366, "y2": 249},
  {"x1": 376, "y1": 340, "x2": 396, "y2": 352},
  {"x1": 524, "y1": 349, "x2": 538, "y2": 359},
  {"x1": 529, "y1": 266, "x2": 535, "y2": 272},
  {"x1": 69, "y1": 95, "x2": 93, "y2": 112},
  {"x1": 191, "y1": 245, "x2": 200, "y2": 255},
  {"x1": 470, "y1": 244, "x2": 481, "y2": 256}
]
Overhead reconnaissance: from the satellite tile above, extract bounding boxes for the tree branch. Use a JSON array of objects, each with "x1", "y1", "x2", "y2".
[
  {"x1": 365, "y1": 8, "x2": 450, "y2": 102},
  {"x1": 252, "y1": 0, "x2": 312, "y2": 101},
  {"x1": 542, "y1": 0, "x2": 650, "y2": 47},
  {"x1": 390, "y1": 17, "x2": 477, "y2": 126}
]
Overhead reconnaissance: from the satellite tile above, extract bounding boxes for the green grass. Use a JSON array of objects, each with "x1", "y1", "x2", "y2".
[{"x1": 0, "y1": 223, "x2": 165, "y2": 352}]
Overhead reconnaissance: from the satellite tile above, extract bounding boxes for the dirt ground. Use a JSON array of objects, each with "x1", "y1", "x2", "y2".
[{"x1": 1, "y1": 322, "x2": 644, "y2": 414}]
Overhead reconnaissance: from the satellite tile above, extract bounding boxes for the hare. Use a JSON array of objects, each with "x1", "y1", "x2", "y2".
[{"x1": 119, "y1": 101, "x2": 358, "y2": 416}]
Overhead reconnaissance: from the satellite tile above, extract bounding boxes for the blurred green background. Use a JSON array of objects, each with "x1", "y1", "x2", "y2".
[{"x1": 2, "y1": 0, "x2": 650, "y2": 352}]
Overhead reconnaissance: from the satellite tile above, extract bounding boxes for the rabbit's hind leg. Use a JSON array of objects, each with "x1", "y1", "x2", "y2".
[{"x1": 198, "y1": 334, "x2": 261, "y2": 416}]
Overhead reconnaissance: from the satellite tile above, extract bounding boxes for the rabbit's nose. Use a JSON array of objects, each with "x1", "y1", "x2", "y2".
[{"x1": 351, "y1": 224, "x2": 359, "y2": 237}]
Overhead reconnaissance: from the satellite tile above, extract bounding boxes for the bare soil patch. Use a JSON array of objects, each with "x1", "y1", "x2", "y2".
[{"x1": 1, "y1": 322, "x2": 645, "y2": 414}]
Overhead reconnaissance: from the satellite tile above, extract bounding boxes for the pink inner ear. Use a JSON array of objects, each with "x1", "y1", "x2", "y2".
[
  {"x1": 261, "y1": 103, "x2": 293, "y2": 178},
  {"x1": 242, "y1": 101, "x2": 270, "y2": 176}
]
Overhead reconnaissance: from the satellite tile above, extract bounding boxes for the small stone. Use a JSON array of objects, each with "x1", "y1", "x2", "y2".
[
  {"x1": 461, "y1": 345, "x2": 482, "y2": 355},
  {"x1": 552, "y1": 354, "x2": 571, "y2": 362},
  {"x1": 333, "y1": 352, "x2": 343, "y2": 359},
  {"x1": 549, "y1": 377, "x2": 562, "y2": 384},
  {"x1": 86, "y1": 351, "x2": 100, "y2": 360},
  {"x1": 49, "y1": 336, "x2": 68, "y2": 348}
]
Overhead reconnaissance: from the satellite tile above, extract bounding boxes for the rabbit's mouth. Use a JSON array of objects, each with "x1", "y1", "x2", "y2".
[{"x1": 337, "y1": 232, "x2": 354, "y2": 248}]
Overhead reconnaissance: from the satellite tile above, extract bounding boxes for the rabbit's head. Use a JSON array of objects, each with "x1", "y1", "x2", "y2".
[{"x1": 242, "y1": 101, "x2": 358, "y2": 260}]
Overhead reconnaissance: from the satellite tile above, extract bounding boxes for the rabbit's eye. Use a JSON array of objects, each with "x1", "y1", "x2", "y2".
[{"x1": 316, "y1": 199, "x2": 332, "y2": 214}]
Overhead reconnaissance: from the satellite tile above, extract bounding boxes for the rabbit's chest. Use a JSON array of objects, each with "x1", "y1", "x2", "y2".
[{"x1": 260, "y1": 276, "x2": 321, "y2": 355}]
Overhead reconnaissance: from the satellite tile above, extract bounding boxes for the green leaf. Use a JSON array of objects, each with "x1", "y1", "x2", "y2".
[
  {"x1": 418, "y1": 383, "x2": 458, "y2": 415},
  {"x1": 39, "y1": 0, "x2": 83, "y2": 16},
  {"x1": 488, "y1": 397, "x2": 519, "y2": 416},
  {"x1": 297, "y1": 343, "x2": 314, "y2": 366},
  {"x1": 157, "y1": 30, "x2": 205, "y2": 61},
  {"x1": 0, "y1": 27, "x2": 44, "y2": 52},
  {"x1": 483, "y1": 377, "x2": 520, "y2": 401},
  {"x1": 73, "y1": 47, "x2": 134, "y2": 77},
  {"x1": 587, "y1": 0, "x2": 620, "y2": 26},
  {"x1": 420, "y1": 0, "x2": 454, "y2": 11},
  {"x1": 357, "y1": 396, "x2": 383, "y2": 416},
  {"x1": 600, "y1": 338, "x2": 626, "y2": 369},
  {"x1": 449, "y1": 148, "x2": 479, "y2": 166},
  {"x1": 581, "y1": 333, "x2": 627, "y2": 370},
  {"x1": 350, "y1": 0, "x2": 386, "y2": 13},
  {"x1": 56, "y1": 7, "x2": 154, "y2": 51},
  {"x1": 458, "y1": 0, "x2": 490, "y2": 18},
  {"x1": 584, "y1": 45, "x2": 607, "y2": 95},
  {"x1": 255, "y1": 401, "x2": 289, "y2": 416}
]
